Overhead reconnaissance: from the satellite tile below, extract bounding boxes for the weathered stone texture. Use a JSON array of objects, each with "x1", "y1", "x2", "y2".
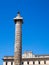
[{"x1": 14, "y1": 12, "x2": 23, "y2": 65}]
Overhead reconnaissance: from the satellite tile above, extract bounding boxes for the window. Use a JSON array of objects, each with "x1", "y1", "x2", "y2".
[
  {"x1": 11, "y1": 62, "x2": 13, "y2": 65},
  {"x1": 6, "y1": 62, "x2": 7, "y2": 65},
  {"x1": 44, "y1": 60, "x2": 46, "y2": 64},
  {"x1": 22, "y1": 62, "x2": 23, "y2": 65},
  {"x1": 27, "y1": 62, "x2": 29, "y2": 65},
  {"x1": 33, "y1": 61, "x2": 35, "y2": 64},
  {"x1": 39, "y1": 61, "x2": 40, "y2": 64}
]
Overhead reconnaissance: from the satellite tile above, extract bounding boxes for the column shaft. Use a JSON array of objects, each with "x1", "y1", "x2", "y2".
[{"x1": 14, "y1": 21, "x2": 22, "y2": 65}]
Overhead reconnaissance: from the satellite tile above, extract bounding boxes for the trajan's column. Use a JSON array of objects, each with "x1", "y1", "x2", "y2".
[{"x1": 14, "y1": 12, "x2": 23, "y2": 65}]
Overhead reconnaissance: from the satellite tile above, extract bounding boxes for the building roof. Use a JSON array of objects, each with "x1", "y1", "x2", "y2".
[{"x1": 3, "y1": 51, "x2": 49, "y2": 61}]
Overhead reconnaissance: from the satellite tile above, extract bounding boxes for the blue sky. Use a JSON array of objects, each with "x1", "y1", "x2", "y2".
[{"x1": 0, "y1": 0, "x2": 49, "y2": 65}]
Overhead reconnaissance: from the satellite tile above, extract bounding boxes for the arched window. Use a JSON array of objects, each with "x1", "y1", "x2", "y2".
[
  {"x1": 11, "y1": 62, "x2": 13, "y2": 65},
  {"x1": 33, "y1": 61, "x2": 35, "y2": 64},
  {"x1": 22, "y1": 62, "x2": 23, "y2": 65},
  {"x1": 27, "y1": 61, "x2": 29, "y2": 65},
  {"x1": 44, "y1": 60, "x2": 46, "y2": 64},
  {"x1": 6, "y1": 62, "x2": 7, "y2": 65},
  {"x1": 39, "y1": 61, "x2": 40, "y2": 64}
]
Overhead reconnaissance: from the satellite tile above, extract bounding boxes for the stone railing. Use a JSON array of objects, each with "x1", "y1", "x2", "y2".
[{"x1": 3, "y1": 56, "x2": 14, "y2": 59}]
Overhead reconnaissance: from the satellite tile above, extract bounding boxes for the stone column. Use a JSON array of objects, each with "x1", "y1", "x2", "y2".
[{"x1": 14, "y1": 12, "x2": 23, "y2": 65}]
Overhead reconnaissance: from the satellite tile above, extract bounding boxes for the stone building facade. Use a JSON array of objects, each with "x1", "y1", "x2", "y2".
[{"x1": 3, "y1": 51, "x2": 49, "y2": 65}]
